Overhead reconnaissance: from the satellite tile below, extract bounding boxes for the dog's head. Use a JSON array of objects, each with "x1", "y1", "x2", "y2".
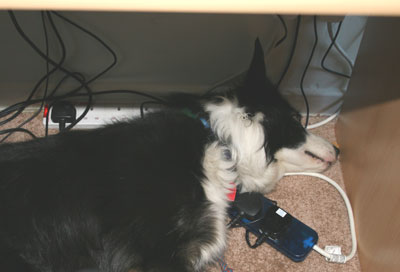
[{"x1": 205, "y1": 39, "x2": 339, "y2": 193}]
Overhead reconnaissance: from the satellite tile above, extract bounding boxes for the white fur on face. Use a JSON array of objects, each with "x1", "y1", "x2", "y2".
[
  {"x1": 205, "y1": 98, "x2": 283, "y2": 194},
  {"x1": 204, "y1": 98, "x2": 337, "y2": 195},
  {"x1": 275, "y1": 132, "x2": 337, "y2": 173}
]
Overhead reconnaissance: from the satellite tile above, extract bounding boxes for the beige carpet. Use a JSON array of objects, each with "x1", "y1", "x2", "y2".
[
  {"x1": 210, "y1": 117, "x2": 361, "y2": 272},
  {"x1": 1, "y1": 113, "x2": 361, "y2": 272}
]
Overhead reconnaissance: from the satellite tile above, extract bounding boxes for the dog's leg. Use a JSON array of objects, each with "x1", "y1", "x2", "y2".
[{"x1": 0, "y1": 241, "x2": 37, "y2": 272}]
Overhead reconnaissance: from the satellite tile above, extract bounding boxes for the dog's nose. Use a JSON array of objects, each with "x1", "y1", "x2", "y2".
[{"x1": 333, "y1": 145, "x2": 340, "y2": 158}]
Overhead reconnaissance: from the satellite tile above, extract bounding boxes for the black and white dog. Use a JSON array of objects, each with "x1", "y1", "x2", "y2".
[{"x1": 0, "y1": 40, "x2": 338, "y2": 272}]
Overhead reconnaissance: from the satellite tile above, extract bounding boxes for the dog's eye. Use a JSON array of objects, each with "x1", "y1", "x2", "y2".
[
  {"x1": 240, "y1": 112, "x2": 254, "y2": 121},
  {"x1": 247, "y1": 113, "x2": 255, "y2": 118}
]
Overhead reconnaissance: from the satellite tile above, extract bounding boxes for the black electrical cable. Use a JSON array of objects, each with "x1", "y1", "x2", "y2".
[
  {"x1": 245, "y1": 230, "x2": 267, "y2": 249},
  {"x1": 45, "y1": 12, "x2": 91, "y2": 131},
  {"x1": 6, "y1": 10, "x2": 123, "y2": 132},
  {"x1": 40, "y1": 9, "x2": 119, "y2": 129},
  {"x1": 50, "y1": 72, "x2": 86, "y2": 98},
  {"x1": 51, "y1": 11, "x2": 118, "y2": 88},
  {"x1": 0, "y1": 12, "x2": 52, "y2": 143},
  {"x1": 299, "y1": 16, "x2": 318, "y2": 129},
  {"x1": 2, "y1": 12, "x2": 167, "y2": 139},
  {"x1": 276, "y1": 15, "x2": 301, "y2": 89},
  {"x1": 16, "y1": 10, "x2": 119, "y2": 131},
  {"x1": 1, "y1": 11, "x2": 71, "y2": 121},
  {"x1": 321, "y1": 21, "x2": 351, "y2": 79},
  {"x1": 227, "y1": 215, "x2": 265, "y2": 229},
  {"x1": 0, "y1": 128, "x2": 37, "y2": 139},
  {"x1": 45, "y1": 11, "x2": 121, "y2": 131},
  {"x1": 0, "y1": 11, "x2": 67, "y2": 125},
  {"x1": 6, "y1": 12, "x2": 66, "y2": 105},
  {"x1": 274, "y1": 15, "x2": 288, "y2": 48},
  {"x1": 45, "y1": 73, "x2": 87, "y2": 136},
  {"x1": 3, "y1": 51, "x2": 113, "y2": 128},
  {"x1": 5, "y1": 11, "x2": 92, "y2": 137}
]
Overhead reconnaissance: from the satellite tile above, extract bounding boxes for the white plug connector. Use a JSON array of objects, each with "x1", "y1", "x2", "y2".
[
  {"x1": 327, "y1": 253, "x2": 346, "y2": 264},
  {"x1": 325, "y1": 245, "x2": 346, "y2": 263},
  {"x1": 313, "y1": 245, "x2": 347, "y2": 263},
  {"x1": 284, "y1": 173, "x2": 357, "y2": 264},
  {"x1": 325, "y1": 245, "x2": 342, "y2": 255}
]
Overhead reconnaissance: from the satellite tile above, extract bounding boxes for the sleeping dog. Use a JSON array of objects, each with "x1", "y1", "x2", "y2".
[{"x1": 0, "y1": 39, "x2": 338, "y2": 272}]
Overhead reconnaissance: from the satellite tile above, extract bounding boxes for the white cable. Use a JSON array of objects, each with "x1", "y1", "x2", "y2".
[
  {"x1": 306, "y1": 109, "x2": 340, "y2": 130},
  {"x1": 327, "y1": 22, "x2": 354, "y2": 70},
  {"x1": 313, "y1": 244, "x2": 332, "y2": 259},
  {"x1": 283, "y1": 172, "x2": 357, "y2": 263}
]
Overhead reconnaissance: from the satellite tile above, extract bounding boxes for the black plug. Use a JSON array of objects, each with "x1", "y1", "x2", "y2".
[
  {"x1": 234, "y1": 192, "x2": 263, "y2": 220},
  {"x1": 51, "y1": 101, "x2": 76, "y2": 132},
  {"x1": 227, "y1": 192, "x2": 264, "y2": 228}
]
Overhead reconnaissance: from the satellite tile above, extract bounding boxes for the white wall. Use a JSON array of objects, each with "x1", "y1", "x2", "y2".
[{"x1": 0, "y1": 11, "x2": 366, "y2": 114}]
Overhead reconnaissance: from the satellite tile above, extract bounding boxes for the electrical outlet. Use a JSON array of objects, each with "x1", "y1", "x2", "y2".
[{"x1": 44, "y1": 105, "x2": 154, "y2": 129}]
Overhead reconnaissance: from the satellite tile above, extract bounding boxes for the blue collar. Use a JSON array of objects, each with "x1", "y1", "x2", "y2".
[
  {"x1": 181, "y1": 108, "x2": 210, "y2": 128},
  {"x1": 199, "y1": 117, "x2": 210, "y2": 128}
]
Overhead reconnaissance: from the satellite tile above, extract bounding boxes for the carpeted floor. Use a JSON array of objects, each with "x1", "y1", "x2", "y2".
[
  {"x1": 209, "y1": 117, "x2": 361, "y2": 272},
  {"x1": 1, "y1": 113, "x2": 361, "y2": 272}
]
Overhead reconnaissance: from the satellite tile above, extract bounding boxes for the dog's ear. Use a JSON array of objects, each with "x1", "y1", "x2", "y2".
[{"x1": 243, "y1": 38, "x2": 267, "y2": 95}]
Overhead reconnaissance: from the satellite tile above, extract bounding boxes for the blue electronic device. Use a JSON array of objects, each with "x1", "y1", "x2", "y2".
[{"x1": 228, "y1": 193, "x2": 318, "y2": 262}]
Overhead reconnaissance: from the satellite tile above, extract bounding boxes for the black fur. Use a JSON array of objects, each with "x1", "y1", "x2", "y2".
[
  {"x1": 0, "y1": 39, "x2": 309, "y2": 272},
  {"x1": 168, "y1": 39, "x2": 307, "y2": 159},
  {"x1": 0, "y1": 111, "x2": 215, "y2": 272}
]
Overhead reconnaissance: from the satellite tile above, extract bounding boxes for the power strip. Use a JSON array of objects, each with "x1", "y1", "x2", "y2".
[{"x1": 43, "y1": 105, "x2": 152, "y2": 129}]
